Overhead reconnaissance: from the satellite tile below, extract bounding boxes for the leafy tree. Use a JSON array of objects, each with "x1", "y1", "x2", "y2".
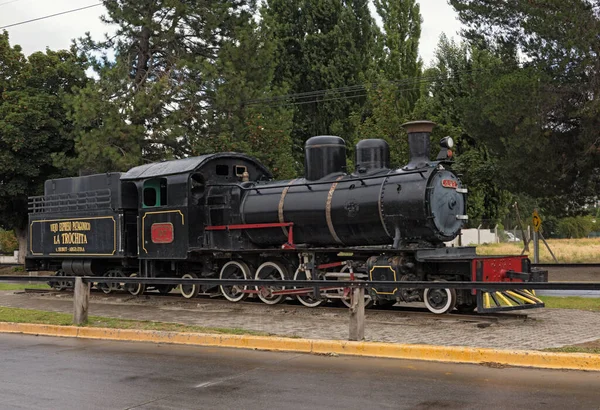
[
  {"x1": 412, "y1": 36, "x2": 519, "y2": 226},
  {"x1": 0, "y1": 32, "x2": 88, "y2": 261},
  {"x1": 450, "y1": 0, "x2": 600, "y2": 211}
]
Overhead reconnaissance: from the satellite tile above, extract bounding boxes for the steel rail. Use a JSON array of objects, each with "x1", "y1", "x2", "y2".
[
  {"x1": 532, "y1": 263, "x2": 600, "y2": 268},
  {"x1": 2, "y1": 276, "x2": 600, "y2": 290}
]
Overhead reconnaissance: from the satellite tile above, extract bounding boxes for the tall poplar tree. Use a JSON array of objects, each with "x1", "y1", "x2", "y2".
[
  {"x1": 351, "y1": 0, "x2": 422, "y2": 167},
  {"x1": 261, "y1": 0, "x2": 378, "y2": 168}
]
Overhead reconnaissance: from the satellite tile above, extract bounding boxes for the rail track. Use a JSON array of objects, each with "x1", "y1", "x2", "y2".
[{"x1": 532, "y1": 263, "x2": 600, "y2": 269}]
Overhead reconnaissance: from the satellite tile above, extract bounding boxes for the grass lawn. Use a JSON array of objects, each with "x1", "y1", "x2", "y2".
[
  {"x1": 539, "y1": 296, "x2": 600, "y2": 311},
  {"x1": 0, "y1": 306, "x2": 269, "y2": 336},
  {"x1": 0, "y1": 283, "x2": 50, "y2": 291},
  {"x1": 544, "y1": 345, "x2": 600, "y2": 355},
  {"x1": 476, "y1": 237, "x2": 600, "y2": 263}
]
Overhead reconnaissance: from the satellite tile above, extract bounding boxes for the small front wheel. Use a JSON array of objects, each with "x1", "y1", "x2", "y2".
[{"x1": 423, "y1": 286, "x2": 457, "y2": 314}]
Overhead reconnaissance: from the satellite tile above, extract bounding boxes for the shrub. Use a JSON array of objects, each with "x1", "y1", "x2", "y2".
[
  {"x1": 556, "y1": 216, "x2": 596, "y2": 238},
  {"x1": 0, "y1": 230, "x2": 18, "y2": 254}
]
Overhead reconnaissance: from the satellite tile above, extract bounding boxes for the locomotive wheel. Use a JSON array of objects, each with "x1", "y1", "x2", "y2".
[
  {"x1": 293, "y1": 268, "x2": 325, "y2": 308},
  {"x1": 423, "y1": 282, "x2": 457, "y2": 314},
  {"x1": 99, "y1": 269, "x2": 125, "y2": 294},
  {"x1": 126, "y1": 273, "x2": 145, "y2": 296},
  {"x1": 180, "y1": 273, "x2": 199, "y2": 299},
  {"x1": 337, "y1": 266, "x2": 373, "y2": 309},
  {"x1": 49, "y1": 270, "x2": 69, "y2": 291},
  {"x1": 255, "y1": 261, "x2": 288, "y2": 305},
  {"x1": 219, "y1": 261, "x2": 252, "y2": 303},
  {"x1": 340, "y1": 289, "x2": 374, "y2": 309}
]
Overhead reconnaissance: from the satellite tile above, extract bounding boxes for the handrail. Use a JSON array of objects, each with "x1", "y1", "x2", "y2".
[{"x1": 28, "y1": 189, "x2": 112, "y2": 212}]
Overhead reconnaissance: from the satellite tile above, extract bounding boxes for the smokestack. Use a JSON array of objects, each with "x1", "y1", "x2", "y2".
[{"x1": 401, "y1": 120, "x2": 436, "y2": 170}]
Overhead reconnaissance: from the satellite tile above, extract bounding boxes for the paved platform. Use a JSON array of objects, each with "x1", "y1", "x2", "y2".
[{"x1": 1, "y1": 290, "x2": 600, "y2": 350}]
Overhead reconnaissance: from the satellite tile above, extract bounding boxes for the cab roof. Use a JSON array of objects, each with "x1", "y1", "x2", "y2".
[{"x1": 120, "y1": 153, "x2": 271, "y2": 180}]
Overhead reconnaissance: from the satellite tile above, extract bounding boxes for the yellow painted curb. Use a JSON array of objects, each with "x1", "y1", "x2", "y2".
[{"x1": 1, "y1": 322, "x2": 598, "y2": 371}]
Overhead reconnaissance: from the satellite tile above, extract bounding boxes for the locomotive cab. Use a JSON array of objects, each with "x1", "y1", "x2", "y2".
[{"x1": 120, "y1": 153, "x2": 273, "y2": 265}]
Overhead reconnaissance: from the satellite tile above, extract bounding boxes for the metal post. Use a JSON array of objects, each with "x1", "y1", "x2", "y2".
[
  {"x1": 73, "y1": 277, "x2": 90, "y2": 325},
  {"x1": 533, "y1": 230, "x2": 539, "y2": 264},
  {"x1": 349, "y1": 287, "x2": 365, "y2": 341},
  {"x1": 477, "y1": 224, "x2": 482, "y2": 244}
]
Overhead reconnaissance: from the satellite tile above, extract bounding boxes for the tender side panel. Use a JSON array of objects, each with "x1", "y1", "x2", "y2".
[{"x1": 28, "y1": 211, "x2": 121, "y2": 257}]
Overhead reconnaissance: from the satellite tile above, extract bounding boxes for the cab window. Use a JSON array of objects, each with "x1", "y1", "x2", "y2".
[{"x1": 143, "y1": 178, "x2": 167, "y2": 208}]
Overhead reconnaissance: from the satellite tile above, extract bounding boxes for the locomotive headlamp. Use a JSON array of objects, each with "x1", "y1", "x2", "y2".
[{"x1": 440, "y1": 136, "x2": 454, "y2": 149}]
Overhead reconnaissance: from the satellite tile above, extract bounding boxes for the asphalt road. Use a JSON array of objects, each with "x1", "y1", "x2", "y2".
[{"x1": 1, "y1": 335, "x2": 600, "y2": 409}]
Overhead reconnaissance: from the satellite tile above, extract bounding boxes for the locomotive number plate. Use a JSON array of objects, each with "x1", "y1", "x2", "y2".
[{"x1": 151, "y1": 223, "x2": 174, "y2": 244}]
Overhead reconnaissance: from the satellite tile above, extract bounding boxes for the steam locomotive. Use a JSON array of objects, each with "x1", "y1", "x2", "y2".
[{"x1": 26, "y1": 121, "x2": 547, "y2": 314}]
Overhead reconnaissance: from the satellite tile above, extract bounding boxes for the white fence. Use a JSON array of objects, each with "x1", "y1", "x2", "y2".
[
  {"x1": 0, "y1": 251, "x2": 18, "y2": 264},
  {"x1": 445, "y1": 228, "x2": 499, "y2": 247}
]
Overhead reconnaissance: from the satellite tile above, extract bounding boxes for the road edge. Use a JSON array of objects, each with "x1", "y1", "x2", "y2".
[{"x1": 1, "y1": 321, "x2": 598, "y2": 371}]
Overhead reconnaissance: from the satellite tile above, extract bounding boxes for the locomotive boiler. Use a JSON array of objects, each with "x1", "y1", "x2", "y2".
[
  {"x1": 26, "y1": 120, "x2": 547, "y2": 314},
  {"x1": 241, "y1": 121, "x2": 467, "y2": 247}
]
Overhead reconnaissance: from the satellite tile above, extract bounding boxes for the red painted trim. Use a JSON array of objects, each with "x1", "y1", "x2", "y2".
[
  {"x1": 205, "y1": 222, "x2": 293, "y2": 231},
  {"x1": 242, "y1": 286, "x2": 340, "y2": 296},
  {"x1": 205, "y1": 222, "x2": 296, "y2": 249},
  {"x1": 318, "y1": 261, "x2": 344, "y2": 270}
]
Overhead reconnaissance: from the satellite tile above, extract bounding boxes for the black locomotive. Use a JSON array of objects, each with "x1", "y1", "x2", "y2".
[{"x1": 26, "y1": 121, "x2": 547, "y2": 314}]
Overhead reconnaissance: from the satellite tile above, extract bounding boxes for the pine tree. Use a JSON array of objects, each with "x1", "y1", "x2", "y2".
[
  {"x1": 192, "y1": 19, "x2": 296, "y2": 179},
  {"x1": 65, "y1": 0, "x2": 258, "y2": 173}
]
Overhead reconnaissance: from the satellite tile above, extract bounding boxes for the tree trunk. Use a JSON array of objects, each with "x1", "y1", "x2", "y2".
[{"x1": 14, "y1": 226, "x2": 27, "y2": 265}]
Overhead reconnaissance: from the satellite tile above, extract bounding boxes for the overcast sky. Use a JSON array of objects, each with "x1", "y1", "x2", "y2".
[{"x1": 0, "y1": 0, "x2": 463, "y2": 66}]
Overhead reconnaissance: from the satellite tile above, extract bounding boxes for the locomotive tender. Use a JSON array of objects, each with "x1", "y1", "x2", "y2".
[{"x1": 26, "y1": 121, "x2": 547, "y2": 314}]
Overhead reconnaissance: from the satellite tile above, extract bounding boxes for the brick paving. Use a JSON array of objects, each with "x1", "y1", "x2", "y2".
[{"x1": 1, "y1": 290, "x2": 600, "y2": 350}]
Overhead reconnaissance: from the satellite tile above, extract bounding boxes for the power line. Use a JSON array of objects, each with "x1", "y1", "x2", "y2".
[
  {"x1": 0, "y1": 2, "x2": 102, "y2": 30},
  {"x1": 0, "y1": 0, "x2": 21, "y2": 7},
  {"x1": 246, "y1": 66, "x2": 498, "y2": 107}
]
